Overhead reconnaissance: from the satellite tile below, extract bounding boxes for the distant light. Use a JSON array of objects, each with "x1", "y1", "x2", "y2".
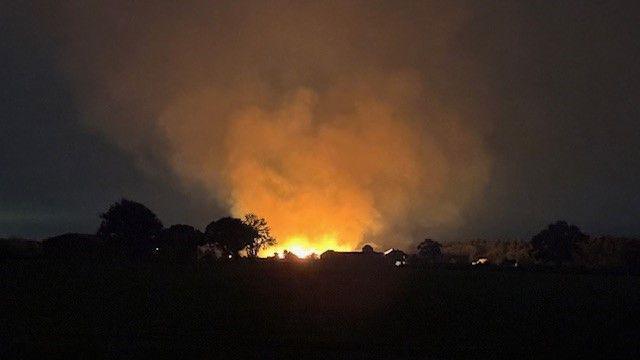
[
  {"x1": 395, "y1": 260, "x2": 402, "y2": 266},
  {"x1": 228, "y1": 254, "x2": 233, "y2": 259},
  {"x1": 154, "y1": 247, "x2": 159, "y2": 251},
  {"x1": 472, "y1": 258, "x2": 488, "y2": 266}
]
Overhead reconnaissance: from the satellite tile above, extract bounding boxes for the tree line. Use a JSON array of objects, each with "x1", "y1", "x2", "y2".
[
  {"x1": 2, "y1": 199, "x2": 640, "y2": 270},
  {"x1": 24, "y1": 198, "x2": 276, "y2": 262},
  {"x1": 415, "y1": 221, "x2": 640, "y2": 269}
]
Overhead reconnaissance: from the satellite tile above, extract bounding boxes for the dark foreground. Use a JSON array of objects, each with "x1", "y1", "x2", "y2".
[{"x1": 1, "y1": 260, "x2": 639, "y2": 358}]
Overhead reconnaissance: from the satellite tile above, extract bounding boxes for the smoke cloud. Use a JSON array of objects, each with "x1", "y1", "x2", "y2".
[{"x1": 46, "y1": 1, "x2": 491, "y2": 252}]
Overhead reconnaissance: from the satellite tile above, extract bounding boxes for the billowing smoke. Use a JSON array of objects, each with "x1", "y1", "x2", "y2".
[{"x1": 46, "y1": 1, "x2": 491, "y2": 253}]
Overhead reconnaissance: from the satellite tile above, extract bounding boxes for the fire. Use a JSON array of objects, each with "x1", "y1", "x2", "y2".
[
  {"x1": 154, "y1": 78, "x2": 490, "y2": 255},
  {"x1": 55, "y1": 1, "x2": 493, "y2": 256},
  {"x1": 262, "y1": 234, "x2": 352, "y2": 258}
]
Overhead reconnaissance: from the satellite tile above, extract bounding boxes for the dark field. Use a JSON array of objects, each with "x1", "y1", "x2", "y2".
[{"x1": 1, "y1": 260, "x2": 639, "y2": 358}]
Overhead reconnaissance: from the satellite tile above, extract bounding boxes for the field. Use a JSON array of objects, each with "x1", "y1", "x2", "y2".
[{"x1": 1, "y1": 260, "x2": 639, "y2": 358}]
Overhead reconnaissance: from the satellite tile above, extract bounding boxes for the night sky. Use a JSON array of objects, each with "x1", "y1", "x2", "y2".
[
  {"x1": 1, "y1": 3, "x2": 223, "y2": 237},
  {"x1": 1, "y1": 1, "x2": 639, "y2": 244}
]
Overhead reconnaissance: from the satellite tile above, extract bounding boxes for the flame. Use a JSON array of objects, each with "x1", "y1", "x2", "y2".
[{"x1": 263, "y1": 234, "x2": 352, "y2": 258}]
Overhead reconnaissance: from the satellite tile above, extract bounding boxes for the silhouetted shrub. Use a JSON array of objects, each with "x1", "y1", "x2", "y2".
[
  {"x1": 0, "y1": 238, "x2": 41, "y2": 260},
  {"x1": 530, "y1": 221, "x2": 587, "y2": 265},
  {"x1": 417, "y1": 239, "x2": 442, "y2": 263},
  {"x1": 154, "y1": 224, "x2": 203, "y2": 263},
  {"x1": 42, "y1": 233, "x2": 102, "y2": 260}
]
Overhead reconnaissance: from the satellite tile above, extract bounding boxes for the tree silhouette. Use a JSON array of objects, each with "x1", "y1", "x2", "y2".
[
  {"x1": 243, "y1": 213, "x2": 277, "y2": 257},
  {"x1": 204, "y1": 217, "x2": 258, "y2": 259},
  {"x1": 417, "y1": 239, "x2": 442, "y2": 262},
  {"x1": 156, "y1": 224, "x2": 203, "y2": 263},
  {"x1": 282, "y1": 249, "x2": 300, "y2": 262},
  {"x1": 97, "y1": 199, "x2": 163, "y2": 258},
  {"x1": 159, "y1": 224, "x2": 203, "y2": 243},
  {"x1": 530, "y1": 221, "x2": 588, "y2": 265}
]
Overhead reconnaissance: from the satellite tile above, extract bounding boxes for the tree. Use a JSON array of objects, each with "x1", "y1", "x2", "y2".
[
  {"x1": 417, "y1": 239, "x2": 442, "y2": 262},
  {"x1": 530, "y1": 221, "x2": 588, "y2": 265},
  {"x1": 243, "y1": 213, "x2": 277, "y2": 257},
  {"x1": 204, "y1": 217, "x2": 258, "y2": 259},
  {"x1": 155, "y1": 224, "x2": 203, "y2": 263},
  {"x1": 97, "y1": 199, "x2": 163, "y2": 258},
  {"x1": 282, "y1": 250, "x2": 300, "y2": 262}
]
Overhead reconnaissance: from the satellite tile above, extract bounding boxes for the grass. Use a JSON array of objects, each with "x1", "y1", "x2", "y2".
[{"x1": 1, "y1": 259, "x2": 638, "y2": 358}]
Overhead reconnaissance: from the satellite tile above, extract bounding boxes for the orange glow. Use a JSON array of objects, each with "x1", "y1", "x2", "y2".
[
  {"x1": 158, "y1": 81, "x2": 489, "y2": 254},
  {"x1": 56, "y1": 2, "x2": 492, "y2": 255},
  {"x1": 262, "y1": 234, "x2": 352, "y2": 258}
]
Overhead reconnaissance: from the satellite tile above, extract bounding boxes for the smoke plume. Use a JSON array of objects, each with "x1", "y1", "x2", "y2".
[{"x1": 47, "y1": 1, "x2": 491, "y2": 253}]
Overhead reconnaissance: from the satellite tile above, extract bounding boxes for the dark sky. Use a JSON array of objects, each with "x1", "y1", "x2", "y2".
[
  {"x1": 0, "y1": 3, "x2": 223, "y2": 237},
  {"x1": 1, "y1": 1, "x2": 639, "y2": 243}
]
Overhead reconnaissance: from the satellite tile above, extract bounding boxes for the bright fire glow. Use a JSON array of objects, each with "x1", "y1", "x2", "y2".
[
  {"x1": 58, "y1": 2, "x2": 493, "y2": 260},
  {"x1": 262, "y1": 234, "x2": 353, "y2": 258}
]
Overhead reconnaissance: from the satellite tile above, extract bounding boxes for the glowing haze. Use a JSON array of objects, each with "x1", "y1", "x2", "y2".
[{"x1": 48, "y1": 1, "x2": 491, "y2": 254}]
